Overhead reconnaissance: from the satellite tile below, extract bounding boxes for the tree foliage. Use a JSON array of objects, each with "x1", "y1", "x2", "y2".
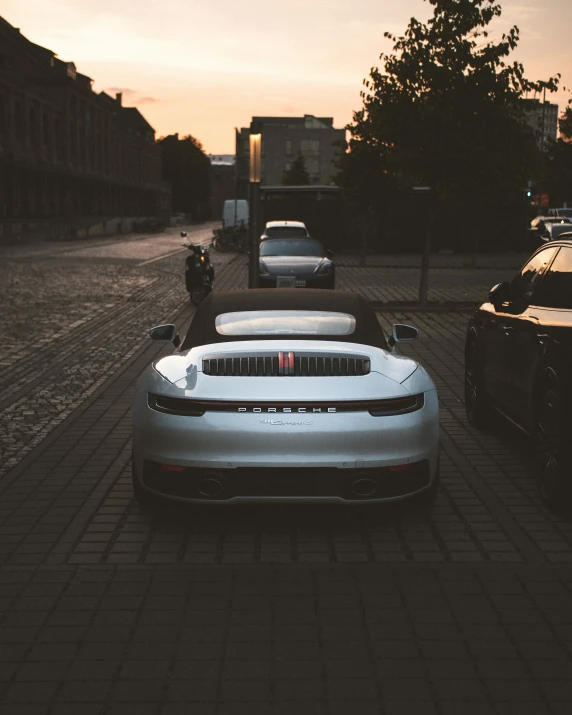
[
  {"x1": 558, "y1": 102, "x2": 572, "y2": 141},
  {"x1": 158, "y1": 134, "x2": 211, "y2": 220},
  {"x1": 339, "y1": 0, "x2": 559, "y2": 231},
  {"x1": 282, "y1": 153, "x2": 311, "y2": 186}
]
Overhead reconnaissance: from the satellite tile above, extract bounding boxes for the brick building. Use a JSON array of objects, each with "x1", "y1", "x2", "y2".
[
  {"x1": 523, "y1": 98, "x2": 559, "y2": 152},
  {"x1": 0, "y1": 16, "x2": 171, "y2": 241},
  {"x1": 208, "y1": 154, "x2": 236, "y2": 220},
  {"x1": 235, "y1": 115, "x2": 345, "y2": 199}
]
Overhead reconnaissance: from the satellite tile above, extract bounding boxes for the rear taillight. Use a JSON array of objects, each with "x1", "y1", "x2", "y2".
[
  {"x1": 160, "y1": 464, "x2": 186, "y2": 472},
  {"x1": 387, "y1": 464, "x2": 414, "y2": 472},
  {"x1": 367, "y1": 394, "x2": 424, "y2": 416}
]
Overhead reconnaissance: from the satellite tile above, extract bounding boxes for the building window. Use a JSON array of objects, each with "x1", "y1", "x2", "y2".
[
  {"x1": 301, "y1": 139, "x2": 320, "y2": 155},
  {"x1": 285, "y1": 140, "x2": 292, "y2": 156},
  {"x1": 0, "y1": 93, "x2": 6, "y2": 135},
  {"x1": 15, "y1": 102, "x2": 23, "y2": 141},
  {"x1": 30, "y1": 108, "x2": 37, "y2": 145},
  {"x1": 43, "y1": 114, "x2": 50, "y2": 147},
  {"x1": 306, "y1": 158, "x2": 320, "y2": 175}
]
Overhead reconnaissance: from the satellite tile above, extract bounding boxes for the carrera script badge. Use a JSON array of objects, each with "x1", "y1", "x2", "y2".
[{"x1": 260, "y1": 419, "x2": 314, "y2": 426}]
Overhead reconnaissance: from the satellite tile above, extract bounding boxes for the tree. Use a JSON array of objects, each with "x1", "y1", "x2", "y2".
[
  {"x1": 282, "y1": 153, "x2": 311, "y2": 185},
  {"x1": 158, "y1": 133, "x2": 211, "y2": 220},
  {"x1": 341, "y1": 0, "x2": 559, "y2": 304},
  {"x1": 559, "y1": 102, "x2": 572, "y2": 140}
]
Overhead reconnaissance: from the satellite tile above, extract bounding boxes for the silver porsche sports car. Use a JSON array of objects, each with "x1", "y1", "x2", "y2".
[{"x1": 132, "y1": 289, "x2": 439, "y2": 506}]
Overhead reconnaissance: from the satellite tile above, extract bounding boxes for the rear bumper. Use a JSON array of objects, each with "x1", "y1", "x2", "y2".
[
  {"x1": 132, "y1": 389, "x2": 439, "y2": 504},
  {"x1": 136, "y1": 459, "x2": 433, "y2": 504}
]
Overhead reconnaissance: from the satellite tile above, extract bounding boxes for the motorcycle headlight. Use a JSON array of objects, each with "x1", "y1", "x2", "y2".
[
  {"x1": 316, "y1": 261, "x2": 333, "y2": 275},
  {"x1": 259, "y1": 261, "x2": 270, "y2": 275}
]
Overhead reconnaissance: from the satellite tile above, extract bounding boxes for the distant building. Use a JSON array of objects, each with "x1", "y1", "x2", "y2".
[
  {"x1": 0, "y1": 16, "x2": 171, "y2": 241},
  {"x1": 208, "y1": 154, "x2": 236, "y2": 219},
  {"x1": 523, "y1": 98, "x2": 559, "y2": 152},
  {"x1": 208, "y1": 154, "x2": 235, "y2": 166},
  {"x1": 235, "y1": 115, "x2": 345, "y2": 199}
]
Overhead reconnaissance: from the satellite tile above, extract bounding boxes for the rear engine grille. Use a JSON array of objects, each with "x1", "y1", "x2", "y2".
[{"x1": 202, "y1": 355, "x2": 371, "y2": 377}]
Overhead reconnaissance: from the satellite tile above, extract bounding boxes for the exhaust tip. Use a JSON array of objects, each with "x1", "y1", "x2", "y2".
[
  {"x1": 197, "y1": 478, "x2": 224, "y2": 498},
  {"x1": 352, "y1": 478, "x2": 377, "y2": 498}
]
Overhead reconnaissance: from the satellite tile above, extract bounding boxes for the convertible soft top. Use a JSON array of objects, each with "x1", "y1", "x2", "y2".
[{"x1": 181, "y1": 289, "x2": 388, "y2": 350}]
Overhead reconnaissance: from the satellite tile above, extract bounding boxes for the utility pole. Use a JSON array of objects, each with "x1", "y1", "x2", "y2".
[
  {"x1": 413, "y1": 187, "x2": 433, "y2": 307},
  {"x1": 540, "y1": 83, "x2": 547, "y2": 155}
]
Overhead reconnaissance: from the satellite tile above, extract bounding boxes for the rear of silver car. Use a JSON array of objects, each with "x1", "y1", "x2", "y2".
[{"x1": 132, "y1": 340, "x2": 439, "y2": 505}]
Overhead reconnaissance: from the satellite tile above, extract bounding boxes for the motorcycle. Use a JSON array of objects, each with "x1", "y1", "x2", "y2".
[{"x1": 182, "y1": 233, "x2": 215, "y2": 305}]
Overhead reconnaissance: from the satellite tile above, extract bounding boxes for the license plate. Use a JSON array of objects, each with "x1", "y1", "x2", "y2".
[{"x1": 277, "y1": 276, "x2": 296, "y2": 288}]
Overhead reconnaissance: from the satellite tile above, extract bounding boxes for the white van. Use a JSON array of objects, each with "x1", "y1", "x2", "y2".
[{"x1": 223, "y1": 200, "x2": 249, "y2": 230}]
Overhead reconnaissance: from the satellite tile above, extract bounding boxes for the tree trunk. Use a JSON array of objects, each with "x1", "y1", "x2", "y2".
[
  {"x1": 359, "y1": 214, "x2": 368, "y2": 266},
  {"x1": 418, "y1": 202, "x2": 435, "y2": 307}
]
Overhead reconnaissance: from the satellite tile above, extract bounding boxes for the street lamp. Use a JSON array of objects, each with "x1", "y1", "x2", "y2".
[
  {"x1": 249, "y1": 133, "x2": 261, "y2": 182},
  {"x1": 248, "y1": 133, "x2": 262, "y2": 288}
]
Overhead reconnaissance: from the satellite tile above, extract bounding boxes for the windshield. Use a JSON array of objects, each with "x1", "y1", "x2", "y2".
[
  {"x1": 215, "y1": 310, "x2": 356, "y2": 336},
  {"x1": 556, "y1": 209, "x2": 572, "y2": 218},
  {"x1": 265, "y1": 226, "x2": 308, "y2": 238},
  {"x1": 551, "y1": 224, "x2": 572, "y2": 238},
  {"x1": 260, "y1": 239, "x2": 324, "y2": 257}
]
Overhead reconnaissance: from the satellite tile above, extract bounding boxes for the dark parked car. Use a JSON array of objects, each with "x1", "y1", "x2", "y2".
[
  {"x1": 465, "y1": 240, "x2": 572, "y2": 508},
  {"x1": 528, "y1": 216, "x2": 571, "y2": 245},
  {"x1": 259, "y1": 238, "x2": 335, "y2": 289}
]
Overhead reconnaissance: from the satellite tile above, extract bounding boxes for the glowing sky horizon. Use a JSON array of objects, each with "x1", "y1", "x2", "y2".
[{"x1": 2, "y1": 0, "x2": 571, "y2": 153}]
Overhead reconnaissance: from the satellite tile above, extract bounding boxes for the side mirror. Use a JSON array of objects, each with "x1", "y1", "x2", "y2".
[
  {"x1": 150, "y1": 324, "x2": 181, "y2": 348},
  {"x1": 180, "y1": 231, "x2": 187, "y2": 238},
  {"x1": 392, "y1": 324, "x2": 418, "y2": 343},
  {"x1": 488, "y1": 282, "x2": 511, "y2": 307},
  {"x1": 388, "y1": 324, "x2": 418, "y2": 348}
]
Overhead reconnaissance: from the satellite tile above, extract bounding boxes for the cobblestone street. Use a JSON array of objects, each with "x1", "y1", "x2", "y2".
[{"x1": 1, "y1": 232, "x2": 572, "y2": 714}]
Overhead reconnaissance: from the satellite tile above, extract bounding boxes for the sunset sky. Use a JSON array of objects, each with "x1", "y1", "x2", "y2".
[{"x1": 2, "y1": 0, "x2": 571, "y2": 153}]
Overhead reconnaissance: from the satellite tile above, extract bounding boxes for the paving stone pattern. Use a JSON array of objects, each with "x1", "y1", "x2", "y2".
[
  {"x1": 0, "y1": 226, "x2": 241, "y2": 479},
  {"x1": 1, "y1": 240, "x2": 572, "y2": 713}
]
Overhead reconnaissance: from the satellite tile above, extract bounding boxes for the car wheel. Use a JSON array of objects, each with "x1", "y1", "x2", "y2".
[
  {"x1": 535, "y1": 386, "x2": 571, "y2": 510},
  {"x1": 131, "y1": 452, "x2": 158, "y2": 512},
  {"x1": 465, "y1": 340, "x2": 492, "y2": 429}
]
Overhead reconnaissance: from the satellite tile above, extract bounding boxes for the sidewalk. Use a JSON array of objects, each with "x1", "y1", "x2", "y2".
[{"x1": 2, "y1": 248, "x2": 572, "y2": 713}]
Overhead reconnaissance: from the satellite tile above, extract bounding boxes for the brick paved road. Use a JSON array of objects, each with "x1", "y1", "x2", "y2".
[{"x1": 1, "y1": 240, "x2": 572, "y2": 714}]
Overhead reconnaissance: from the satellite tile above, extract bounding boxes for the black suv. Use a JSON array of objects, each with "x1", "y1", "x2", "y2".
[{"x1": 465, "y1": 239, "x2": 572, "y2": 508}]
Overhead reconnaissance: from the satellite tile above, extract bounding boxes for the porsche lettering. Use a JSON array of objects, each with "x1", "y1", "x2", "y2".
[{"x1": 237, "y1": 407, "x2": 337, "y2": 413}]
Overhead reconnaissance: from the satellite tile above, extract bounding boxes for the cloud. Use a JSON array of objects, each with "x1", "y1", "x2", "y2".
[
  {"x1": 103, "y1": 86, "x2": 137, "y2": 96},
  {"x1": 102, "y1": 87, "x2": 158, "y2": 104}
]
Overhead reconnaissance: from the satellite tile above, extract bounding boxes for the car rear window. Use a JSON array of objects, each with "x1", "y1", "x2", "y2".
[
  {"x1": 550, "y1": 224, "x2": 572, "y2": 238},
  {"x1": 260, "y1": 239, "x2": 324, "y2": 257},
  {"x1": 266, "y1": 227, "x2": 308, "y2": 238},
  {"x1": 215, "y1": 310, "x2": 356, "y2": 336}
]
